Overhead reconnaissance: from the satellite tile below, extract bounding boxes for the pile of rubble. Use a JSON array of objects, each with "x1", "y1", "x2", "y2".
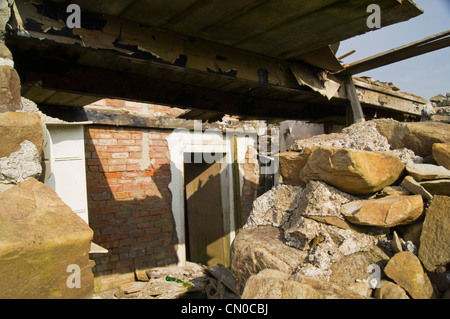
[
  {"x1": 231, "y1": 118, "x2": 449, "y2": 299},
  {"x1": 94, "y1": 262, "x2": 239, "y2": 299},
  {"x1": 422, "y1": 93, "x2": 450, "y2": 123}
]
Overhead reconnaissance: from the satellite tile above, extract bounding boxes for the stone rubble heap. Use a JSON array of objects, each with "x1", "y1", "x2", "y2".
[
  {"x1": 231, "y1": 118, "x2": 450, "y2": 299},
  {"x1": 422, "y1": 93, "x2": 450, "y2": 123}
]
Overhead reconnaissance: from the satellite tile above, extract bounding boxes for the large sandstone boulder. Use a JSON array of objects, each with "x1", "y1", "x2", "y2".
[
  {"x1": 340, "y1": 195, "x2": 423, "y2": 228},
  {"x1": 230, "y1": 226, "x2": 307, "y2": 295},
  {"x1": 418, "y1": 195, "x2": 450, "y2": 272},
  {"x1": 0, "y1": 65, "x2": 21, "y2": 112},
  {"x1": 374, "y1": 119, "x2": 450, "y2": 158},
  {"x1": 299, "y1": 146, "x2": 405, "y2": 195},
  {"x1": 0, "y1": 178, "x2": 95, "y2": 299},
  {"x1": 241, "y1": 269, "x2": 367, "y2": 299},
  {"x1": 384, "y1": 251, "x2": 435, "y2": 299},
  {"x1": 0, "y1": 112, "x2": 43, "y2": 158},
  {"x1": 432, "y1": 143, "x2": 450, "y2": 169}
]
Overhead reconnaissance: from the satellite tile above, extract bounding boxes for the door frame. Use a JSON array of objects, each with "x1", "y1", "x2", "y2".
[{"x1": 167, "y1": 128, "x2": 236, "y2": 266}]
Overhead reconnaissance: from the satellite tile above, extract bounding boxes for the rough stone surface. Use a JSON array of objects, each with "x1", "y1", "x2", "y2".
[
  {"x1": 276, "y1": 151, "x2": 310, "y2": 186},
  {"x1": 419, "y1": 179, "x2": 450, "y2": 196},
  {"x1": 299, "y1": 146, "x2": 405, "y2": 195},
  {"x1": 0, "y1": 111, "x2": 43, "y2": 158},
  {"x1": 241, "y1": 269, "x2": 367, "y2": 299},
  {"x1": 0, "y1": 140, "x2": 42, "y2": 184},
  {"x1": 400, "y1": 175, "x2": 433, "y2": 200},
  {"x1": 406, "y1": 163, "x2": 450, "y2": 181},
  {"x1": 0, "y1": 178, "x2": 94, "y2": 299},
  {"x1": 341, "y1": 195, "x2": 423, "y2": 228},
  {"x1": 244, "y1": 184, "x2": 304, "y2": 229},
  {"x1": 432, "y1": 143, "x2": 450, "y2": 169},
  {"x1": 418, "y1": 196, "x2": 450, "y2": 272},
  {"x1": 0, "y1": 65, "x2": 21, "y2": 112},
  {"x1": 373, "y1": 280, "x2": 409, "y2": 299},
  {"x1": 230, "y1": 226, "x2": 307, "y2": 295},
  {"x1": 283, "y1": 216, "x2": 386, "y2": 282},
  {"x1": 291, "y1": 120, "x2": 391, "y2": 153},
  {"x1": 384, "y1": 251, "x2": 435, "y2": 299},
  {"x1": 328, "y1": 246, "x2": 391, "y2": 288},
  {"x1": 374, "y1": 119, "x2": 450, "y2": 158}
]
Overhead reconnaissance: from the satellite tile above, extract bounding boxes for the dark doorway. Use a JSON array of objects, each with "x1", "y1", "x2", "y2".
[{"x1": 183, "y1": 153, "x2": 229, "y2": 267}]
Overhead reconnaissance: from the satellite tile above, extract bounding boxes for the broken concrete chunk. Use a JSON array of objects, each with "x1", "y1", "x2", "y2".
[
  {"x1": 230, "y1": 226, "x2": 307, "y2": 295},
  {"x1": 244, "y1": 184, "x2": 304, "y2": 229},
  {"x1": 341, "y1": 195, "x2": 423, "y2": 228},
  {"x1": 0, "y1": 140, "x2": 42, "y2": 184},
  {"x1": 299, "y1": 146, "x2": 405, "y2": 195}
]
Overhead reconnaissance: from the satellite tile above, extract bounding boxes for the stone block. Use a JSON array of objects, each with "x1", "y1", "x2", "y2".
[{"x1": 0, "y1": 178, "x2": 95, "y2": 299}]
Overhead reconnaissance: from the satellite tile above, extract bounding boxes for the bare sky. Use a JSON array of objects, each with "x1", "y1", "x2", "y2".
[{"x1": 337, "y1": 0, "x2": 450, "y2": 100}]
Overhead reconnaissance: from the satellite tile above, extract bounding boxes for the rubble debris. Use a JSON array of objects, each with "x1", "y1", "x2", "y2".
[
  {"x1": 95, "y1": 262, "x2": 239, "y2": 299},
  {"x1": 232, "y1": 118, "x2": 450, "y2": 299}
]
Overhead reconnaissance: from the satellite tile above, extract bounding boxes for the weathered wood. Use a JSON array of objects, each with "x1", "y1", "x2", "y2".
[
  {"x1": 344, "y1": 76, "x2": 365, "y2": 124},
  {"x1": 341, "y1": 29, "x2": 450, "y2": 75}
]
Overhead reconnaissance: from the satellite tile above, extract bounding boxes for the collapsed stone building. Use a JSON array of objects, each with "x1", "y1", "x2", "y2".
[{"x1": 0, "y1": 0, "x2": 449, "y2": 299}]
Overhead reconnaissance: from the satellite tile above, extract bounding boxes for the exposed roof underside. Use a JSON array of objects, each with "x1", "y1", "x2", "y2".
[{"x1": 6, "y1": 0, "x2": 426, "y2": 123}]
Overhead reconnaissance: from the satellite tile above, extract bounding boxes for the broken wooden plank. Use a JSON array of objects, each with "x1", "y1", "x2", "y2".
[
  {"x1": 340, "y1": 29, "x2": 450, "y2": 75},
  {"x1": 205, "y1": 265, "x2": 239, "y2": 296}
]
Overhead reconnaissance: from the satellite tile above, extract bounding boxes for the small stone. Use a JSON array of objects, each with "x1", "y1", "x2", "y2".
[
  {"x1": 377, "y1": 186, "x2": 410, "y2": 197},
  {"x1": 391, "y1": 231, "x2": 403, "y2": 254},
  {"x1": 400, "y1": 175, "x2": 433, "y2": 200},
  {"x1": 384, "y1": 251, "x2": 435, "y2": 299}
]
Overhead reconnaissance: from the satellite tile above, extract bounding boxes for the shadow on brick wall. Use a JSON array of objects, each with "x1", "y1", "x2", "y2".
[{"x1": 84, "y1": 126, "x2": 263, "y2": 291}]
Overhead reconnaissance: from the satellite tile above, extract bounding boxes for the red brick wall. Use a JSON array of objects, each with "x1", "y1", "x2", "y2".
[
  {"x1": 85, "y1": 125, "x2": 178, "y2": 291},
  {"x1": 84, "y1": 100, "x2": 260, "y2": 291}
]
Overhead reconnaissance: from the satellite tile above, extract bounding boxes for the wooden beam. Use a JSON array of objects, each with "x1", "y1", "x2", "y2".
[
  {"x1": 17, "y1": 57, "x2": 343, "y2": 121},
  {"x1": 340, "y1": 29, "x2": 450, "y2": 75},
  {"x1": 344, "y1": 76, "x2": 365, "y2": 124}
]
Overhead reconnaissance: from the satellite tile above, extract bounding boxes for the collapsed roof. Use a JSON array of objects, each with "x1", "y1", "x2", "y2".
[{"x1": 6, "y1": 0, "x2": 428, "y2": 123}]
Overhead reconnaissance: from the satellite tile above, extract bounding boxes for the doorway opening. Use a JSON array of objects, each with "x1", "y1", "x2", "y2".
[{"x1": 183, "y1": 153, "x2": 230, "y2": 267}]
